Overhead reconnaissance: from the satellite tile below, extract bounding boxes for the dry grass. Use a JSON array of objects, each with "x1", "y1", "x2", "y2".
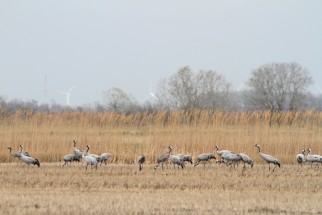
[{"x1": 0, "y1": 163, "x2": 321, "y2": 214}]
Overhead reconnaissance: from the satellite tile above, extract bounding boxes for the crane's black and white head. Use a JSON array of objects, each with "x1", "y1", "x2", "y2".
[
  {"x1": 254, "y1": 144, "x2": 260, "y2": 148},
  {"x1": 215, "y1": 145, "x2": 219, "y2": 150},
  {"x1": 301, "y1": 149, "x2": 306, "y2": 155}
]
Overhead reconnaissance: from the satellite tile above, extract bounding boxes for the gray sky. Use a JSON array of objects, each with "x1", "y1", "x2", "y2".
[{"x1": 1, "y1": 1, "x2": 322, "y2": 106}]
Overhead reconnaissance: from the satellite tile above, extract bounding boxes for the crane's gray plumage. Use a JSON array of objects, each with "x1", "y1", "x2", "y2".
[
  {"x1": 8, "y1": 147, "x2": 23, "y2": 159},
  {"x1": 306, "y1": 148, "x2": 322, "y2": 166},
  {"x1": 221, "y1": 152, "x2": 243, "y2": 167},
  {"x1": 82, "y1": 153, "x2": 99, "y2": 170},
  {"x1": 193, "y1": 153, "x2": 216, "y2": 168},
  {"x1": 19, "y1": 145, "x2": 40, "y2": 168},
  {"x1": 154, "y1": 146, "x2": 172, "y2": 170},
  {"x1": 99, "y1": 153, "x2": 112, "y2": 165},
  {"x1": 137, "y1": 154, "x2": 145, "y2": 171},
  {"x1": 296, "y1": 149, "x2": 306, "y2": 165},
  {"x1": 215, "y1": 145, "x2": 232, "y2": 157},
  {"x1": 176, "y1": 154, "x2": 193, "y2": 165},
  {"x1": 61, "y1": 154, "x2": 80, "y2": 167},
  {"x1": 84, "y1": 145, "x2": 100, "y2": 160},
  {"x1": 169, "y1": 155, "x2": 185, "y2": 169},
  {"x1": 239, "y1": 153, "x2": 254, "y2": 169},
  {"x1": 73, "y1": 140, "x2": 83, "y2": 159},
  {"x1": 255, "y1": 144, "x2": 280, "y2": 172}
]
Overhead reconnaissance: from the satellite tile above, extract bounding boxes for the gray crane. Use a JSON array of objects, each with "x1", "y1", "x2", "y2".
[
  {"x1": 19, "y1": 144, "x2": 40, "y2": 168},
  {"x1": 306, "y1": 148, "x2": 322, "y2": 166},
  {"x1": 84, "y1": 145, "x2": 100, "y2": 160},
  {"x1": 7, "y1": 147, "x2": 23, "y2": 159},
  {"x1": 296, "y1": 149, "x2": 306, "y2": 165},
  {"x1": 169, "y1": 154, "x2": 185, "y2": 169},
  {"x1": 193, "y1": 153, "x2": 216, "y2": 168},
  {"x1": 221, "y1": 152, "x2": 243, "y2": 167},
  {"x1": 239, "y1": 153, "x2": 254, "y2": 169},
  {"x1": 73, "y1": 140, "x2": 83, "y2": 159},
  {"x1": 215, "y1": 145, "x2": 232, "y2": 157},
  {"x1": 137, "y1": 154, "x2": 145, "y2": 171},
  {"x1": 176, "y1": 154, "x2": 193, "y2": 165},
  {"x1": 82, "y1": 152, "x2": 99, "y2": 170},
  {"x1": 154, "y1": 146, "x2": 172, "y2": 170},
  {"x1": 255, "y1": 144, "x2": 280, "y2": 172},
  {"x1": 61, "y1": 154, "x2": 80, "y2": 167},
  {"x1": 99, "y1": 153, "x2": 112, "y2": 165}
]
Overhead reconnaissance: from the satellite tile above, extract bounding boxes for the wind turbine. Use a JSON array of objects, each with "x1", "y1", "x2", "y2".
[
  {"x1": 59, "y1": 86, "x2": 74, "y2": 106},
  {"x1": 145, "y1": 81, "x2": 158, "y2": 104}
]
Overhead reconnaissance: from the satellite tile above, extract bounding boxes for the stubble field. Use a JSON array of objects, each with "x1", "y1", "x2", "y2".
[{"x1": 0, "y1": 109, "x2": 322, "y2": 214}]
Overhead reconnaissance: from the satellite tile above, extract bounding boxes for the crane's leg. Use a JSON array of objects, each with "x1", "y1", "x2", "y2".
[
  {"x1": 272, "y1": 164, "x2": 277, "y2": 172},
  {"x1": 268, "y1": 164, "x2": 271, "y2": 172},
  {"x1": 193, "y1": 161, "x2": 199, "y2": 168}
]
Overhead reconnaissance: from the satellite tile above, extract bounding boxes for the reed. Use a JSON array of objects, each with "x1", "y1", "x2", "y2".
[{"x1": 0, "y1": 109, "x2": 321, "y2": 164}]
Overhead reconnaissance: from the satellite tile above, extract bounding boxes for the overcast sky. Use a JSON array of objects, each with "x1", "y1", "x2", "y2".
[{"x1": 0, "y1": 1, "x2": 321, "y2": 106}]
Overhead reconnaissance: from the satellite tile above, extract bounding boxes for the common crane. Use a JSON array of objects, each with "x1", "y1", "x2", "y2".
[
  {"x1": 7, "y1": 147, "x2": 24, "y2": 159},
  {"x1": 296, "y1": 149, "x2": 306, "y2": 165},
  {"x1": 193, "y1": 153, "x2": 216, "y2": 168},
  {"x1": 99, "y1": 153, "x2": 112, "y2": 165},
  {"x1": 169, "y1": 154, "x2": 185, "y2": 169},
  {"x1": 176, "y1": 154, "x2": 193, "y2": 165},
  {"x1": 137, "y1": 154, "x2": 145, "y2": 171},
  {"x1": 306, "y1": 148, "x2": 322, "y2": 167},
  {"x1": 154, "y1": 146, "x2": 172, "y2": 170},
  {"x1": 220, "y1": 152, "x2": 243, "y2": 167},
  {"x1": 61, "y1": 154, "x2": 80, "y2": 167},
  {"x1": 73, "y1": 140, "x2": 83, "y2": 159},
  {"x1": 215, "y1": 145, "x2": 232, "y2": 157},
  {"x1": 19, "y1": 145, "x2": 40, "y2": 168},
  {"x1": 239, "y1": 153, "x2": 254, "y2": 169},
  {"x1": 82, "y1": 153, "x2": 99, "y2": 170},
  {"x1": 255, "y1": 144, "x2": 280, "y2": 172}
]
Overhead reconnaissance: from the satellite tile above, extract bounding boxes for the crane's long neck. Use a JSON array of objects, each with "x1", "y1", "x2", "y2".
[
  {"x1": 256, "y1": 146, "x2": 261, "y2": 153},
  {"x1": 86, "y1": 146, "x2": 90, "y2": 153},
  {"x1": 20, "y1": 145, "x2": 24, "y2": 153},
  {"x1": 168, "y1": 148, "x2": 172, "y2": 154},
  {"x1": 8, "y1": 148, "x2": 12, "y2": 153}
]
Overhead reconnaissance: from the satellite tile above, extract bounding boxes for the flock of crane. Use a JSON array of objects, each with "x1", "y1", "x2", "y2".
[{"x1": 6, "y1": 140, "x2": 322, "y2": 171}]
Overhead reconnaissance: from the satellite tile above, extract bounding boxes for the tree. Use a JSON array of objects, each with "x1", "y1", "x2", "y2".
[
  {"x1": 156, "y1": 66, "x2": 232, "y2": 110},
  {"x1": 246, "y1": 62, "x2": 313, "y2": 112},
  {"x1": 102, "y1": 87, "x2": 138, "y2": 113}
]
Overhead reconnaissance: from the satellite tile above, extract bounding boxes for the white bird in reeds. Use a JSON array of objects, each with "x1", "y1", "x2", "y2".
[
  {"x1": 169, "y1": 154, "x2": 185, "y2": 169},
  {"x1": 154, "y1": 146, "x2": 172, "y2": 170},
  {"x1": 19, "y1": 144, "x2": 40, "y2": 168},
  {"x1": 137, "y1": 154, "x2": 145, "y2": 171},
  {"x1": 255, "y1": 144, "x2": 280, "y2": 172},
  {"x1": 296, "y1": 149, "x2": 306, "y2": 165},
  {"x1": 193, "y1": 153, "x2": 216, "y2": 168},
  {"x1": 61, "y1": 154, "x2": 80, "y2": 167},
  {"x1": 176, "y1": 154, "x2": 193, "y2": 165},
  {"x1": 306, "y1": 148, "x2": 322, "y2": 167}
]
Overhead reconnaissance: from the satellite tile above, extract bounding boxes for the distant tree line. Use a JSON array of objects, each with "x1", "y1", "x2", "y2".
[{"x1": 1, "y1": 62, "x2": 322, "y2": 114}]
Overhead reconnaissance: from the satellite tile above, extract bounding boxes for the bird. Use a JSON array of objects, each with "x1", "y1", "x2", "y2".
[
  {"x1": 169, "y1": 154, "x2": 185, "y2": 169},
  {"x1": 19, "y1": 144, "x2": 40, "y2": 168},
  {"x1": 176, "y1": 154, "x2": 193, "y2": 165},
  {"x1": 73, "y1": 140, "x2": 83, "y2": 159},
  {"x1": 154, "y1": 146, "x2": 172, "y2": 170},
  {"x1": 255, "y1": 144, "x2": 280, "y2": 172},
  {"x1": 239, "y1": 153, "x2": 254, "y2": 169},
  {"x1": 296, "y1": 149, "x2": 306, "y2": 165},
  {"x1": 82, "y1": 153, "x2": 99, "y2": 170},
  {"x1": 221, "y1": 152, "x2": 243, "y2": 167},
  {"x1": 306, "y1": 148, "x2": 322, "y2": 167},
  {"x1": 137, "y1": 154, "x2": 145, "y2": 171},
  {"x1": 61, "y1": 154, "x2": 80, "y2": 167},
  {"x1": 7, "y1": 147, "x2": 23, "y2": 159},
  {"x1": 215, "y1": 145, "x2": 232, "y2": 157},
  {"x1": 193, "y1": 153, "x2": 216, "y2": 168},
  {"x1": 99, "y1": 153, "x2": 112, "y2": 165},
  {"x1": 84, "y1": 145, "x2": 100, "y2": 160}
]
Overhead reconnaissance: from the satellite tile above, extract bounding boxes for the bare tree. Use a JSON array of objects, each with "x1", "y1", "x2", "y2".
[
  {"x1": 102, "y1": 87, "x2": 138, "y2": 113},
  {"x1": 246, "y1": 62, "x2": 313, "y2": 112},
  {"x1": 156, "y1": 66, "x2": 233, "y2": 110}
]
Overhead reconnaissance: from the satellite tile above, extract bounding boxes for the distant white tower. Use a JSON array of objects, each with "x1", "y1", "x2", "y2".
[{"x1": 59, "y1": 86, "x2": 74, "y2": 106}]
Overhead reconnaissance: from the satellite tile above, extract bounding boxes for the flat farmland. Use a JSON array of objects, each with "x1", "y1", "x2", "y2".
[
  {"x1": 0, "y1": 163, "x2": 321, "y2": 215},
  {"x1": 0, "y1": 110, "x2": 322, "y2": 214}
]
